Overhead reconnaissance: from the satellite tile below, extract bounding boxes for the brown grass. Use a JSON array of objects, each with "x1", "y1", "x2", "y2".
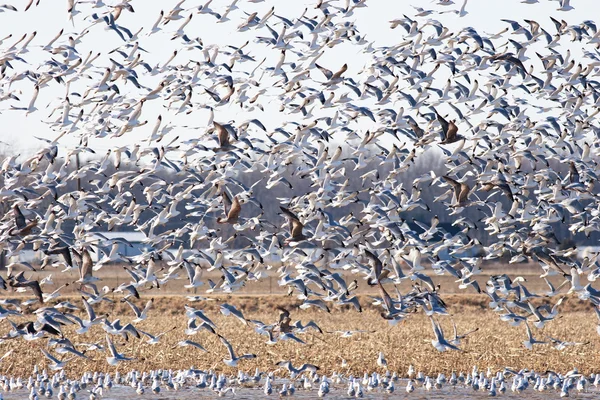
[{"x1": 0, "y1": 294, "x2": 598, "y2": 378}]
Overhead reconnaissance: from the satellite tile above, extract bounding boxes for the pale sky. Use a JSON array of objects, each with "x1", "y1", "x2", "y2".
[{"x1": 0, "y1": 0, "x2": 594, "y2": 157}]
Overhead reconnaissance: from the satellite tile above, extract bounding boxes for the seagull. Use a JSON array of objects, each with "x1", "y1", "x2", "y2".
[
  {"x1": 9, "y1": 205, "x2": 38, "y2": 236},
  {"x1": 430, "y1": 317, "x2": 461, "y2": 351},
  {"x1": 479, "y1": 179, "x2": 514, "y2": 203},
  {"x1": 0, "y1": 4, "x2": 17, "y2": 11},
  {"x1": 279, "y1": 206, "x2": 309, "y2": 245},
  {"x1": 219, "y1": 335, "x2": 257, "y2": 367},
  {"x1": 40, "y1": 349, "x2": 67, "y2": 370},
  {"x1": 122, "y1": 298, "x2": 153, "y2": 323},
  {"x1": 105, "y1": 334, "x2": 134, "y2": 365},
  {"x1": 174, "y1": 340, "x2": 207, "y2": 352},
  {"x1": 545, "y1": 336, "x2": 589, "y2": 350},
  {"x1": 276, "y1": 361, "x2": 319, "y2": 378},
  {"x1": 217, "y1": 190, "x2": 242, "y2": 224},
  {"x1": 139, "y1": 326, "x2": 176, "y2": 345},
  {"x1": 220, "y1": 303, "x2": 248, "y2": 325},
  {"x1": 314, "y1": 63, "x2": 348, "y2": 85},
  {"x1": 557, "y1": 0, "x2": 574, "y2": 11},
  {"x1": 523, "y1": 323, "x2": 546, "y2": 350},
  {"x1": 183, "y1": 263, "x2": 204, "y2": 289},
  {"x1": 434, "y1": 108, "x2": 462, "y2": 144},
  {"x1": 44, "y1": 246, "x2": 73, "y2": 269},
  {"x1": 450, "y1": 321, "x2": 479, "y2": 346},
  {"x1": 213, "y1": 121, "x2": 236, "y2": 151},
  {"x1": 77, "y1": 248, "x2": 99, "y2": 290},
  {"x1": 10, "y1": 85, "x2": 39, "y2": 115},
  {"x1": 441, "y1": 0, "x2": 468, "y2": 16},
  {"x1": 442, "y1": 176, "x2": 471, "y2": 206},
  {"x1": 9, "y1": 273, "x2": 43, "y2": 304}
]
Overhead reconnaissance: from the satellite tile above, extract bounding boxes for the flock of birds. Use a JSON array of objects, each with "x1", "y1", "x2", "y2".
[
  {"x1": 0, "y1": 0, "x2": 598, "y2": 397},
  {"x1": 4, "y1": 364, "x2": 600, "y2": 398}
]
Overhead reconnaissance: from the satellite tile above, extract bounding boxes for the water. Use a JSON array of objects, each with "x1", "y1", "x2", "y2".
[{"x1": 4, "y1": 381, "x2": 600, "y2": 399}]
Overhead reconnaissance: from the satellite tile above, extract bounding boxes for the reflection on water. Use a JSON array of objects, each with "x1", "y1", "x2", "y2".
[{"x1": 2, "y1": 379, "x2": 600, "y2": 399}]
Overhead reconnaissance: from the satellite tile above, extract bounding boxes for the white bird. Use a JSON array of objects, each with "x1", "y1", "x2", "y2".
[
  {"x1": 219, "y1": 335, "x2": 256, "y2": 367},
  {"x1": 175, "y1": 340, "x2": 207, "y2": 352},
  {"x1": 40, "y1": 349, "x2": 67, "y2": 370},
  {"x1": 557, "y1": 0, "x2": 574, "y2": 11},
  {"x1": 430, "y1": 317, "x2": 461, "y2": 352},
  {"x1": 10, "y1": 85, "x2": 39, "y2": 115},
  {"x1": 523, "y1": 323, "x2": 546, "y2": 350},
  {"x1": 122, "y1": 298, "x2": 153, "y2": 323},
  {"x1": 105, "y1": 334, "x2": 134, "y2": 365}
]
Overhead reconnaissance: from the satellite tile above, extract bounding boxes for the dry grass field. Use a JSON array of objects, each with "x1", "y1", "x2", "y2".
[{"x1": 0, "y1": 292, "x2": 598, "y2": 378}]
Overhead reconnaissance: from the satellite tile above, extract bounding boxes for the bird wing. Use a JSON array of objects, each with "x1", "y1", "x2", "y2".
[
  {"x1": 315, "y1": 63, "x2": 333, "y2": 80},
  {"x1": 41, "y1": 348, "x2": 60, "y2": 364},
  {"x1": 219, "y1": 335, "x2": 235, "y2": 359},
  {"x1": 71, "y1": 248, "x2": 82, "y2": 266},
  {"x1": 45, "y1": 246, "x2": 73, "y2": 268},
  {"x1": 142, "y1": 299, "x2": 154, "y2": 315},
  {"x1": 434, "y1": 109, "x2": 449, "y2": 139},
  {"x1": 13, "y1": 206, "x2": 26, "y2": 229},
  {"x1": 442, "y1": 176, "x2": 462, "y2": 202},
  {"x1": 569, "y1": 162, "x2": 579, "y2": 183},
  {"x1": 458, "y1": 182, "x2": 471, "y2": 204},
  {"x1": 277, "y1": 307, "x2": 290, "y2": 324},
  {"x1": 82, "y1": 297, "x2": 96, "y2": 320},
  {"x1": 183, "y1": 262, "x2": 196, "y2": 283},
  {"x1": 377, "y1": 281, "x2": 394, "y2": 314},
  {"x1": 409, "y1": 121, "x2": 424, "y2": 139},
  {"x1": 122, "y1": 323, "x2": 141, "y2": 339},
  {"x1": 525, "y1": 322, "x2": 533, "y2": 341},
  {"x1": 191, "y1": 340, "x2": 207, "y2": 351},
  {"x1": 446, "y1": 120, "x2": 458, "y2": 141},
  {"x1": 214, "y1": 122, "x2": 229, "y2": 147},
  {"x1": 280, "y1": 206, "x2": 304, "y2": 237},
  {"x1": 247, "y1": 118, "x2": 266, "y2": 131},
  {"x1": 279, "y1": 206, "x2": 300, "y2": 222},
  {"x1": 16, "y1": 280, "x2": 44, "y2": 304},
  {"x1": 229, "y1": 196, "x2": 242, "y2": 219},
  {"x1": 364, "y1": 249, "x2": 383, "y2": 280},
  {"x1": 496, "y1": 182, "x2": 514, "y2": 202},
  {"x1": 331, "y1": 64, "x2": 348, "y2": 80},
  {"x1": 80, "y1": 248, "x2": 93, "y2": 280},
  {"x1": 182, "y1": 340, "x2": 207, "y2": 351},
  {"x1": 123, "y1": 298, "x2": 141, "y2": 317},
  {"x1": 306, "y1": 320, "x2": 323, "y2": 333},
  {"x1": 430, "y1": 317, "x2": 442, "y2": 340},
  {"x1": 138, "y1": 329, "x2": 155, "y2": 340},
  {"x1": 61, "y1": 247, "x2": 73, "y2": 268},
  {"x1": 106, "y1": 334, "x2": 118, "y2": 357},
  {"x1": 300, "y1": 363, "x2": 319, "y2": 372},
  {"x1": 222, "y1": 190, "x2": 232, "y2": 217},
  {"x1": 535, "y1": 252, "x2": 568, "y2": 276}
]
